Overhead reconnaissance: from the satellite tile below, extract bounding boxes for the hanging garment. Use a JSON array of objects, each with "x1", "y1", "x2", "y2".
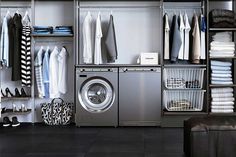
[
  {"x1": 49, "y1": 46, "x2": 60, "y2": 98},
  {"x1": 8, "y1": 17, "x2": 14, "y2": 67},
  {"x1": 191, "y1": 14, "x2": 201, "y2": 64},
  {"x1": 200, "y1": 14, "x2": 206, "y2": 60},
  {"x1": 34, "y1": 47, "x2": 45, "y2": 98},
  {"x1": 170, "y1": 15, "x2": 182, "y2": 62},
  {"x1": 82, "y1": 12, "x2": 93, "y2": 64},
  {"x1": 178, "y1": 13, "x2": 185, "y2": 60},
  {"x1": 164, "y1": 13, "x2": 170, "y2": 60},
  {"x1": 105, "y1": 14, "x2": 118, "y2": 63},
  {"x1": 0, "y1": 15, "x2": 10, "y2": 67},
  {"x1": 21, "y1": 25, "x2": 31, "y2": 87},
  {"x1": 58, "y1": 47, "x2": 68, "y2": 94},
  {"x1": 94, "y1": 12, "x2": 103, "y2": 65},
  {"x1": 183, "y1": 13, "x2": 191, "y2": 60},
  {"x1": 43, "y1": 47, "x2": 50, "y2": 98},
  {"x1": 12, "y1": 13, "x2": 23, "y2": 81}
]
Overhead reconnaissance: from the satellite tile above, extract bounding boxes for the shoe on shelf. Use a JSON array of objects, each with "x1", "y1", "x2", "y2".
[
  {"x1": 15, "y1": 88, "x2": 21, "y2": 97},
  {"x1": 5, "y1": 88, "x2": 14, "y2": 97},
  {"x1": 1, "y1": 89, "x2": 6, "y2": 97},
  {"x1": 12, "y1": 117, "x2": 20, "y2": 127},
  {"x1": 20, "y1": 88, "x2": 27, "y2": 97},
  {"x1": 1, "y1": 107, "x2": 6, "y2": 114},
  {"x1": 3, "y1": 117, "x2": 11, "y2": 127}
]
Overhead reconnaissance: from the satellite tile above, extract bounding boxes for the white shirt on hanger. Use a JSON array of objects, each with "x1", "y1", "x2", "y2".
[
  {"x1": 49, "y1": 46, "x2": 60, "y2": 98},
  {"x1": 94, "y1": 12, "x2": 103, "y2": 65},
  {"x1": 183, "y1": 13, "x2": 191, "y2": 60},
  {"x1": 178, "y1": 13, "x2": 185, "y2": 60},
  {"x1": 164, "y1": 13, "x2": 170, "y2": 60},
  {"x1": 58, "y1": 47, "x2": 68, "y2": 94},
  {"x1": 83, "y1": 12, "x2": 93, "y2": 64}
]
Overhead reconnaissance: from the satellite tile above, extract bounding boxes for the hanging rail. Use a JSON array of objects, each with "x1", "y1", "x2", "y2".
[
  {"x1": 79, "y1": 5, "x2": 160, "y2": 9},
  {"x1": 1, "y1": 6, "x2": 31, "y2": 9}
]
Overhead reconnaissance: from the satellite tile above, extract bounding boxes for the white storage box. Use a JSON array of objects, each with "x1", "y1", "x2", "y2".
[{"x1": 139, "y1": 53, "x2": 158, "y2": 65}]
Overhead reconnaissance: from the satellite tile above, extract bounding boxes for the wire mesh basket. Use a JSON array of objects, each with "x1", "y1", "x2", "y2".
[
  {"x1": 164, "y1": 68, "x2": 205, "y2": 89},
  {"x1": 163, "y1": 90, "x2": 205, "y2": 111}
]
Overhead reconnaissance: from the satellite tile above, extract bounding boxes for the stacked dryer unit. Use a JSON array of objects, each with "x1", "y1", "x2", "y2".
[{"x1": 75, "y1": 67, "x2": 118, "y2": 126}]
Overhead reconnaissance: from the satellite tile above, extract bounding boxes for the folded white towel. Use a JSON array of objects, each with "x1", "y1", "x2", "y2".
[
  {"x1": 212, "y1": 77, "x2": 232, "y2": 81},
  {"x1": 211, "y1": 81, "x2": 233, "y2": 85},
  {"x1": 213, "y1": 32, "x2": 232, "y2": 38},
  {"x1": 210, "y1": 54, "x2": 235, "y2": 57},
  {"x1": 211, "y1": 106, "x2": 234, "y2": 109},
  {"x1": 211, "y1": 66, "x2": 231, "y2": 71},
  {"x1": 211, "y1": 88, "x2": 233, "y2": 93},
  {"x1": 209, "y1": 50, "x2": 235, "y2": 54},
  {"x1": 212, "y1": 70, "x2": 232, "y2": 74},
  {"x1": 211, "y1": 93, "x2": 234, "y2": 98},
  {"x1": 211, "y1": 109, "x2": 234, "y2": 113},
  {"x1": 211, "y1": 60, "x2": 232, "y2": 67},
  {"x1": 211, "y1": 41, "x2": 235, "y2": 47},
  {"x1": 213, "y1": 38, "x2": 232, "y2": 42},
  {"x1": 211, "y1": 101, "x2": 234, "y2": 105},
  {"x1": 211, "y1": 47, "x2": 235, "y2": 51},
  {"x1": 211, "y1": 73, "x2": 232, "y2": 78},
  {"x1": 212, "y1": 97, "x2": 235, "y2": 102}
]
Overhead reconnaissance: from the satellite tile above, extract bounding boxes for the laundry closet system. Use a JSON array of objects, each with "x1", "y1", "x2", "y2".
[{"x1": 1, "y1": 0, "x2": 236, "y2": 127}]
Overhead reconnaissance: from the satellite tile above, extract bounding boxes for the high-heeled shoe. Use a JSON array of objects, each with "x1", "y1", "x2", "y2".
[
  {"x1": 15, "y1": 88, "x2": 21, "y2": 97},
  {"x1": 1, "y1": 89, "x2": 6, "y2": 97},
  {"x1": 20, "y1": 88, "x2": 27, "y2": 97},
  {"x1": 5, "y1": 88, "x2": 14, "y2": 97}
]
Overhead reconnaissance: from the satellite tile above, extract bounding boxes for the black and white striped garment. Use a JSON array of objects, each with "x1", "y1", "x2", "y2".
[{"x1": 21, "y1": 26, "x2": 31, "y2": 87}]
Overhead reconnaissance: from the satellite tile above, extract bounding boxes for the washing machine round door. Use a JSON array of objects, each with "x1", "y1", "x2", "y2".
[{"x1": 79, "y1": 78, "x2": 115, "y2": 113}]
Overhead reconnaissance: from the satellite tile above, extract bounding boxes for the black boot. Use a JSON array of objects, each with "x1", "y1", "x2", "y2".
[
  {"x1": 5, "y1": 88, "x2": 14, "y2": 97},
  {"x1": 1, "y1": 89, "x2": 6, "y2": 97},
  {"x1": 20, "y1": 88, "x2": 27, "y2": 97},
  {"x1": 15, "y1": 88, "x2": 21, "y2": 97},
  {"x1": 12, "y1": 117, "x2": 20, "y2": 127}
]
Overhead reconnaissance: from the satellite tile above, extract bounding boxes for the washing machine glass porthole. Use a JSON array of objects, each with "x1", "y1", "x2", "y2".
[{"x1": 79, "y1": 78, "x2": 115, "y2": 113}]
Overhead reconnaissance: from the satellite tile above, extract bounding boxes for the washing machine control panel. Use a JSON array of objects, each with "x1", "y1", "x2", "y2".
[{"x1": 78, "y1": 68, "x2": 118, "y2": 73}]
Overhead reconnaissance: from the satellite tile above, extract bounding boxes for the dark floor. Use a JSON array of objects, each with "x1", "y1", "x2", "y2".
[{"x1": 0, "y1": 124, "x2": 185, "y2": 157}]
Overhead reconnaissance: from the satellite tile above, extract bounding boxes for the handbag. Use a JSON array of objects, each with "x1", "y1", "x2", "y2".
[{"x1": 41, "y1": 98, "x2": 73, "y2": 125}]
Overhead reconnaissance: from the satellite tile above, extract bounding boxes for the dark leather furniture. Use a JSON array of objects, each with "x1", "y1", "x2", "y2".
[{"x1": 184, "y1": 116, "x2": 236, "y2": 157}]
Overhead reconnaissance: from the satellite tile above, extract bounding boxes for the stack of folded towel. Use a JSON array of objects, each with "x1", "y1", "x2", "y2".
[
  {"x1": 53, "y1": 26, "x2": 73, "y2": 35},
  {"x1": 210, "y1": 32, "x2": 235, "y2": 57},
  {"x1": 33, "y1": 26, "x2": 53, "y2": 34},
  {"x1": 211, "y1": 60, "x2": 232, "y2": 85},
  {"x1": 209, "y1": 9, "x2": 236, "y2": 28},
  {"x1": 33, "y1": 26, "x2": 73, "y2": 35},
  {"x1": 211, "y1": 88, "x2": 234, "y2": 113}
]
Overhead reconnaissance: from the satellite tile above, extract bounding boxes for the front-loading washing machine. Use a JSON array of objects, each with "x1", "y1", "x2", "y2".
[{"x1": 75, "y1": 67, "x2": 118, "y2": 126}]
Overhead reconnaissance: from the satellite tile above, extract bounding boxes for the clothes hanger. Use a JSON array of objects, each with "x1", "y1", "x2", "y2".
[
  {"x1": 23, "y1": 11, "x2": 31, "y2": 22},
  {"x1": 6, "y1": 8, "x2": 10, "y2": 17}
]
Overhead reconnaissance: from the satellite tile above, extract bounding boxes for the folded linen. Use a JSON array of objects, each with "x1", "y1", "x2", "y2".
[
  {"x1": 211, "y1": 41, "x2": 235, "y2": 47},
  {"x1": 211, "y1": 60, "x2": 232, "y2": 66},
  {"x1": 211, "y1": 80, "x2": 233, "y2": 84},
  {"x1": 211, "y1": 106, "x2": 234, "y2": 109},
  {"x1": 211, "y1": 87, "x2": 233, "y2": 93},
  {"x1": 212, "y1": 97, "x2": 235, "y2": 102},
  {"x1": 211, "y1": 101, "x2": 234, "y2": 105},
  {"x1": 210, "y1": 46, "x2": 235, "y2": 51},
  {"x1": 211, "y1": 73, "x2": 232, "y2": 78},
  {"x1": 211, "y1": 109, "x2": 234, "y2": 113},
  {"x1": 210, "y1": 50, "x2": 235, "y2": 54},
  {"x1": 212, "y1": 70, "x2": 232, "y2": 74},
  {"x1": 211, "y1": 65, "x2": 231, "y2": 70},
  {"x1": 210, "y1": 54, "x2": 235, "y2": 57},
  {"x1": 211, "y1": 93, "x2": 234, "y2": 98},
  {"x1": 212, "y1": 77, "x2": 232, "y2": 81}
]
